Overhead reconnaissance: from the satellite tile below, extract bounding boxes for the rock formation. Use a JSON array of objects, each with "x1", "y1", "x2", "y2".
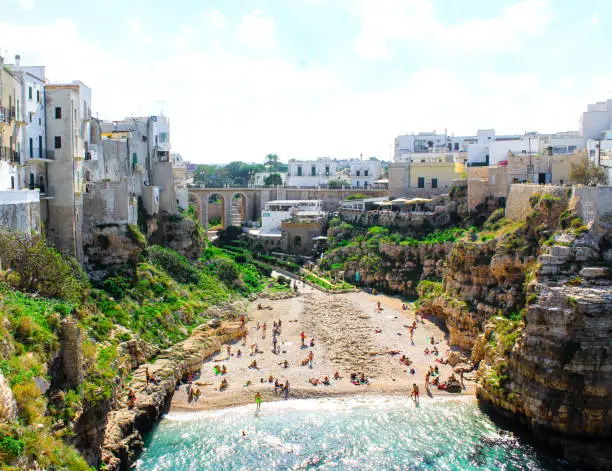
[
  {"x1": 100, "y1": 318, "x2": 245, "y2": 470},
  {"x1": 415, "y1": 190, "x2": 612, "y2": 469},
  {"x1": 0, "y1": 370, "x2": 17, "y2": 422}
]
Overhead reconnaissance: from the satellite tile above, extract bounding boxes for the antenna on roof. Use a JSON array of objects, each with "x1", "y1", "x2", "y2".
[{"x1": 156, "y1": 100, "x2": 166, "y2": 117}]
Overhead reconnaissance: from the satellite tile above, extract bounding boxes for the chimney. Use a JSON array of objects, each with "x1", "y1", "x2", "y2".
[{"x1": 14, "y1": 54, "x2": 20, "y2": 66}]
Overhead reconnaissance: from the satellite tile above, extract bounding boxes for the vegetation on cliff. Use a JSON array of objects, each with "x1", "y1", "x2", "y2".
[{"x1": 0, "y1": 224, "x2": 278, "y2": 469}]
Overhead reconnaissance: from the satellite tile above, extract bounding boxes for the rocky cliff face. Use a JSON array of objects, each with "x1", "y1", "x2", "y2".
[
  {"x1": 101, "y1": 317, "x2": 245, "y2": 470},
  {"x1": 150, "y1": 215, "x2": 202, "y2": 259},
  {"x1": 415, "y1": 192, "x2": 612, "y2": 469}
]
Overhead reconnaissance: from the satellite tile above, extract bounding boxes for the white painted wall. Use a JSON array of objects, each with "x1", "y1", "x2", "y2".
[
  {"x1": 580, "y1": 99, "x2": 612, "y2": 139},
  {"x1": 349, "y1": 159, "x2": 381, "y2": 187}
]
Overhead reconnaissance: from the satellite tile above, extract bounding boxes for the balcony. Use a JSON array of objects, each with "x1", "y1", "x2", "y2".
[{"x1": 27, "y1": 147, "x2": 54, "y2": 163}]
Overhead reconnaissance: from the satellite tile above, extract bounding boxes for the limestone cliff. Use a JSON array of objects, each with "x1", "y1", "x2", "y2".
[
  {"x1": 149, "y1": 214, "x2": 202, "y2": 259},
  {"x1": 101, "y1": 317, "x2": 245, "y2": 470},
  {"x1": 415, "y1": 190, "x2": 612, "y2": 469}
]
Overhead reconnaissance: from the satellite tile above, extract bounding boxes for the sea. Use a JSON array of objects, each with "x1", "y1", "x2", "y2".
[{"x1": 136, "y1": 396, "x2": 562, "y2": 471}]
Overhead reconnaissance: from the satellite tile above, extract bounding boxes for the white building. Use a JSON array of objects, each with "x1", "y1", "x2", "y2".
[
  {"x1": 256, "y1": 200, "x2": 323, "y2": 236},
  {"x1": 349, "y1": 158, "x2": 382, "y2": 188},
  {"x1": 285, "y1": 157, "x2": 338, "y2": 187},
  {"x1": 580, "y1": 99, "x2": 612, "y2": 140}
]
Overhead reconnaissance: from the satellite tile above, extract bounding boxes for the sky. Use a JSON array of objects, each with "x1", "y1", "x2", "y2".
[{"x1": 0, "y1": 0, "x2": 611, "y2": 164}]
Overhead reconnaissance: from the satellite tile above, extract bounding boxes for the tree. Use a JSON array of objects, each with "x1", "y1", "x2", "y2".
[
  {"x1": 265, "y1": 154, "x2": 280, "y2": 172},
  {"x1": 570, "y1": 153, "x2": 608, "y2": 186},
  {"x1": 264, "y1": 173, "x2": 283, "y2": 187}
]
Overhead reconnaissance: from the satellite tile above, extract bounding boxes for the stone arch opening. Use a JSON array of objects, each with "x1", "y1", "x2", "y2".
[
  {"x1": 231, "y1": 192, "x2": 247, "y2": 227},
  {"x1": 207, "y1": 193, "x2": 226, "y2": 230},
  {"x1": 188, "y1": 193, "x2": 200, "y2": 221}
]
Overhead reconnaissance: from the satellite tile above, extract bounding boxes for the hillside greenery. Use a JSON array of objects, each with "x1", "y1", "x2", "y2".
[{"x1": 0, "y1": 227, "x2": 278, "y2": 470}]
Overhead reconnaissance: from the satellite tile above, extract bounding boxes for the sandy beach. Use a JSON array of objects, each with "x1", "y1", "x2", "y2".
[{"x1": 171, "y1": 284, "x2": 475, "y2": 411}]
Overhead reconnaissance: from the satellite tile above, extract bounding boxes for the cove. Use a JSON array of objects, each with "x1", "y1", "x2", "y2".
[{"x1": 136, "y1": 396, "x2": 558, "y2": 471}]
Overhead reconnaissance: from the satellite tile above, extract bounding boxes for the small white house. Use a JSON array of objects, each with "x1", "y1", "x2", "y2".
[
  {"x1": 349, "y1": 159, "x2": 381, "y2": 188},
  {"x1": 285, "y1": 158, "x2": 338, "y2": 187}
]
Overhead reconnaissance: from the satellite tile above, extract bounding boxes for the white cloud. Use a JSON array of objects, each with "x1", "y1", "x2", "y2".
[
  {"x1": 127, "y1": 18, "x2": 153, "y2": 45},
  {"x1": 18, "y1": 0, "x2": 34, "y2": 9},
  {"x1": 352, "y1": 0, "x2": 553, "y2": 60},
  {"x1": 591, "y1": 13, "x2": 599, "y2": 26},
  {"x1": 1, "y1": 16, "x2": 609, "y2": 165},
  {"x1": 238, "y1": 10, "x2": 276, "y2": 51},
  {"x1": 202, "y1": 9, "x2": 227, "y2": 31}
]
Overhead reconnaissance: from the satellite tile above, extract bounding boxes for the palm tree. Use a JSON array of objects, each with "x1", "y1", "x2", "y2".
[{"x1": 265, "y1": 154, "x2": 280, "y2": 172}]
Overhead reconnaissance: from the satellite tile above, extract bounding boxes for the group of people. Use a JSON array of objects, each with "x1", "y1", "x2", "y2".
[
  {"x1": 350, "y1": 372, "x2": 369, "y2": 385},
  {"x1": 300, "y1": 351, "x2": 315, "y2": 368}
]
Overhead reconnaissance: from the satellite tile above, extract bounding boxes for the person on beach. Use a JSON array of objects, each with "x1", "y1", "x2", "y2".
[
  {"x1": 274, "y1": 379, "x2": 280, "y2": 395},
  {"x1": 308, "y1": 351, "x2": 314, "y2": 368},
  {"x1": 334, "y1": 371, "x2": 341, "y2": 380},
  {"x1": 227, "y1": 345, "x2": 231, "y2": 358},
  {"x1": 283, "y1": 380, "x2": 290, "y2": 400},
  {"x1": 411, "y1": 383, "x2": 419, "y2": 404},
  {"x1": 236, "y1": 349, "x2": 242, "y2": 357},
  {"x1": 262, "y1": 323, "x2": 267, "y2": 339},
  {"x1": 256, "y1": 322, "x2": 261, "y2": 330},
  {"x1": 409, "y1": 326, "x2": 414, "y2": 344},
  {"x1": 273, "y1": 335, "x2": 278, "y2": 353},
  {"x1": 255, "y1": 392, "x2": 262, "y2": 412},
  {"x1": 376, "y1": 301, "x2": 382, "y2": 311},
  {"x1": 242, "y1": 331, "x2": 248, "y2": 346},
  {"x1": 310, "y1": 338, "x2": 315, "y2": 347},
  {"x1": 221, "y1": 365, "x2": 227, "y2": 375},
  {"x1": 145, "y1": 367, "x2": 150, "y2": 383},
  {"x1": 249, "y1": 360, "x2": 258, "y2": 369},
  {"x1": 300, "y1": 331, "x2": 305, "y2": 346},
  {"x1": 425, "y1": 372, "x2": 431, "y2": 391}
]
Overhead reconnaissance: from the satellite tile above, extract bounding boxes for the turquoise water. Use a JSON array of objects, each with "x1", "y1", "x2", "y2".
[{"x1": 137, "y1": 396, "x2": 551, "y2": 471}]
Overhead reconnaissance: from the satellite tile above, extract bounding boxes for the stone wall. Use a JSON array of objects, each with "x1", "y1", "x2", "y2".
[
  {"x1": 505, "y1": 184, "x2": 566, "y2": 221},
  {"x1": 0, "y1": 190, "x2": 41, "y2": 233}
]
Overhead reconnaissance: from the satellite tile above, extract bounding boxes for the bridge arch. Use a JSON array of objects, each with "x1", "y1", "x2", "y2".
[{"x1": 230, "y1": 192, "x2": 249, "y2": 228}]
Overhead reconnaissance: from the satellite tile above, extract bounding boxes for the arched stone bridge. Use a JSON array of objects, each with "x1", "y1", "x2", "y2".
[{"x1": 188, "y1": 187, "x2": 387, "y2": 231}]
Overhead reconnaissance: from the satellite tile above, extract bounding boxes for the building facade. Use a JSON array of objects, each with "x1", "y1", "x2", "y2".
[
  {"x1": 285, "y1": 158, "x2": 339, "y2": 187},
  {"x1": 349, "y1": 158, "x2": 381, "y2": 188}
]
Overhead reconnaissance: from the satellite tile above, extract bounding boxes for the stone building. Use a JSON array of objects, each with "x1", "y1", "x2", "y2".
[{"x1": 44, "y1": 81, "x2": 92, "y2": 261}]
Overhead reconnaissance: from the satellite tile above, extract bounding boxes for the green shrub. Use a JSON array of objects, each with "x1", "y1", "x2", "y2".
[
  {"x1": 0, "y1": 434, "x2": 25, "y2": 458},
  {"x1": 127, "y1": 224, "x2": 147, "y2": 247},
  {"x1": 145, "y1": 246, "x2": 201, "y2": 284}
]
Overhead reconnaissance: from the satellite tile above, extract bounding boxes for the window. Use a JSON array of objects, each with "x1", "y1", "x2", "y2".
[
  {"x1": 294, "y1": 236, "x2": 302, "y2": 247},
  {"x1": 55, "y1": 107, "x2": 61, "y2": 119},
  {"x1": 431, "y1": 178, "x2": 438, "y2": 189},
  {"x1": 418, "y1": 177, "x2": 425, "y2": 188},
  {"x1": 297, "y1": 166, "x2": 302, "y2": 176},
  {"x1": 38, "y1": 136, "x2": 42, "y2": 158},
  {"x1": 28, "y1": 87, "x2": 32, "y2": 100},
  {"x1": 29, "y1": 138, "x2": 33, "y2": 158},
  {"x1": 311, "y1": 166, "x2": 316, "y2": 176},
  {"x1": 54, "y1": 136, "x2": 62, "y2": 149},
  {"x1": 568, "y1": 145, "x2": 577, "y2": 153},
  {"x1": 454, "y1": 143, "x2": 459, "y2": 151},
  {"x1": 159, "y1": 132, "x2": 168, "y2": 143},
  {"x1": 36, "y1": 90, "x2": 40, "y2": 103},
  {"x1": 325, "y1": 166, "x2": 330, "y2": 176},
  {"x1": 364, "y1": 170, "x2": 368, "y2": 177},
  {"x1": 356, "y1": 170, "x2": 360, "y2": 176},
  {"x1": 38, "y1": 118, "x2": 41, "y2": 125},
  {"x1": 10, "y1": 176, "x2": 14, "y2": 189}
]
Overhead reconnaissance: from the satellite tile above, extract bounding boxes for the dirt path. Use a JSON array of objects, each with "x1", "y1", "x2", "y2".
[{"x1": 171, "y1": 285, "x2": 475, "y2": 411}]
